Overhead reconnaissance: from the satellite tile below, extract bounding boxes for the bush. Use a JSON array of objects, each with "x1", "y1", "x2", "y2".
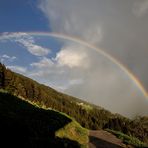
[{"x1": 106, "y1": 129, "x2": 148, "y2": 147}]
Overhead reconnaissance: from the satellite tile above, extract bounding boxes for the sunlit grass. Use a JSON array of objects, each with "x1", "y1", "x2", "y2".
[
  {"x1": 56, "y1": 120, "x2": 88, "y2": 148},
  {"x1": 106, "y1": 129, "x2": 148, "y2": 147}
]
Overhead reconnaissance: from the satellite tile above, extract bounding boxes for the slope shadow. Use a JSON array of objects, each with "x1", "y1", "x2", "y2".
[
  {"x1": 89, "y1": 136, "x2": 123, "y2": 148},
  {"x1": 0, "y1": 92, "x2": 81, "y2": 147}
]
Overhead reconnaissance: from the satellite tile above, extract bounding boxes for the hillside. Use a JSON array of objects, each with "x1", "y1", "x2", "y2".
[
  {"x1": 0, "y1": 90, "x2": 88, "y2": 147},
  {"x1": 0, "y1": 63, "x2": 148, "y2": 144},
  {"x1": 0, "y1": 63, "x2": 115, "y2": 129}
]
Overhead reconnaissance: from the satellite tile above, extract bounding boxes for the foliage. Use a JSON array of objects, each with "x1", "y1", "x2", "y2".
[
  {"x1": 56, "y1": 121, "x2": 88, "y2": 147},
  {"x1": 104, "y1": 117, "x2": 148, "y2": 144},
  {"x1": 0, "y1": 63, "x2": 115, "y2": 130},
  {"x1": 0, "y1": 63, "x2": 148, "y2": 144},
  {"x1": 0, "y1": 91, "x2": 88, "y2": 147},
  {"x1": 106, "y1": 129, "x2": 148, "y2": 147}
]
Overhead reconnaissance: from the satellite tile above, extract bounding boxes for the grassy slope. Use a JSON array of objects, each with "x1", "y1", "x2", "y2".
[
  {"x1": 0, "y1": 91, "x2": 88, "y2": 147},
  {"x1": 0, "y1": 63, "x2": 116, "y2": 129},
  {"x1": 0, "y1": 63, "x2": 148, "y2": 144},
  {"x1": 106, "y1": 129, "x2": 148, "y2": 147}
]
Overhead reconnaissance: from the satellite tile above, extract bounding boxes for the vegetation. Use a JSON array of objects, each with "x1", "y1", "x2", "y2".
[
  {"x1": 0, "y1": 63, "x2": 148, "y2": 145},
  {"x1": 106, "y1": 129, "x2": 148, "y2": 147},
  {"x1": 0, "y1": 91, "x2": 88, "y2": 147},
  {"x1": 0, "y1": 63, "x2": 115, "y2": 130},
  {"x1": 56, "y1": 120, "x2": 88, "y2": 147},
  {"x1": 104, "y1": 116, "x2": 148, "y2": 144}
]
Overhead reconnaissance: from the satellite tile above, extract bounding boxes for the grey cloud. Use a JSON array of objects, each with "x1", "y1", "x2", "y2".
[
  {"x1": 38, "y1": 0, "x2": 148, "y2": 92},
  {"x1": 64, "y1": 47, "x2": 148, "y2": 118},
  {"x1": 38, "y1": 0, "x2": 103, "y2": 44},
  {"x1": 132, "y1": 0, "x2": 148, "y2": 17},
  {"x1": 28, "y1": 43, "x2": 148, "y2": 118}
]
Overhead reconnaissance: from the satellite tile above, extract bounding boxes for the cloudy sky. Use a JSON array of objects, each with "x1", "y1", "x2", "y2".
[{"x1": 0, "y1": 0, "x2": 148, "y2": 118}]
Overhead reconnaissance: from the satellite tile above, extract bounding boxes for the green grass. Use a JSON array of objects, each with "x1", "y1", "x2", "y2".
[
  {"x1": 0, "y1": 88, "x2": 8, "y2": 93},
  {"x1": 56, "y1": 120, "x2": 88, "y2": 147},
  {"x1": 26, "y1": 95, "x2": 89, "y2": 147},
  {"x1": 106, "y1": 129, "x2": 148, "y2": 147},
  {"x1": 0, "y1": 91, "x2": 88, "y2": 147}
]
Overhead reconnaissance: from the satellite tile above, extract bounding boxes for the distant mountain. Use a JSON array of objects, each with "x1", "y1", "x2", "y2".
[{"x1": 0, "y1": 63, "x2": 148, "y2": 144}]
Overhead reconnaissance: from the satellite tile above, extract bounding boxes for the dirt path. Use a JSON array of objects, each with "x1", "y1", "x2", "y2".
[{"x1": 89, "y1": 130, "x2": 129, "y2": 148}]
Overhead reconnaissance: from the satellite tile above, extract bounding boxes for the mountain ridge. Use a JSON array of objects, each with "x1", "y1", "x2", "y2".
[{"x1": 0, "y1": 63, "x2": 148, "y2": 145}]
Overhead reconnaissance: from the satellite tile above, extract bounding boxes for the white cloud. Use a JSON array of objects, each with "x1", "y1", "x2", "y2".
[
  {"x1": 132, "y1": 0, "x2": 148, "y2": 17},
  {"x1": 30, "y1": 43, "x2": 89, "y2": 70},
  {"x1": 31, "y1": 57, "x2": 54, "y2": 68},
  {"x1": 55, "y1": 45, "x2": 89, "y2": 68},
  {"x1": 7, "y1": 65, "x2": 27, "y2": 74},
  {"x1": 2, "y1": 54, "x2": 16, "y2": 60},
  {"x1": 2, "y1": 55, "x2": 11, "y2": 59},
  {"x1": 0, "y1": 32, "x2": 50, "y2": 56},
  {"x1": 28, "y1": 43, "x2": 90, "y2": 90},
  {"x1": 0, "y1": 54, "x2": 16, "y2": 63},
  {"x1": 15, "y1": 37, "x2": 49, "y2": 56}
]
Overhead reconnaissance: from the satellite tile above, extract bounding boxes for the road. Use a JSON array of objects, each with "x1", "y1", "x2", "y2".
[{"x1": 89, "y1": 130, "x2": 133, "y2": 148}]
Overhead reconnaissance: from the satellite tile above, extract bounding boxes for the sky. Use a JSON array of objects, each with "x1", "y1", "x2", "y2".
[{"x1": 0, "y1": 0, "x2": 148, "y2": 118}]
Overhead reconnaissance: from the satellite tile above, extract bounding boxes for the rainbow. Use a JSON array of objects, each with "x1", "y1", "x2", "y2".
[{"x1": 1, "y1": 31, "x2": 148, "y2": 99}]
